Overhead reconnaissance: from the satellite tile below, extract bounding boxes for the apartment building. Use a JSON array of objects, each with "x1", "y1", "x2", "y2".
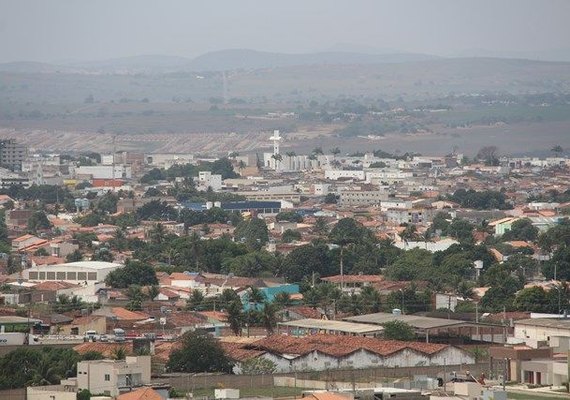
[{"x1": 0, "y1": 139, "x2": 28, "y2": 171}]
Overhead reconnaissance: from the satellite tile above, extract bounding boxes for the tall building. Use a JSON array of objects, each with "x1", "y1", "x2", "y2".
[{"x1": 0, "y1": 139, "x2": 28, "y2": 171}]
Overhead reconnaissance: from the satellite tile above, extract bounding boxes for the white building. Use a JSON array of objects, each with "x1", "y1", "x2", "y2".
[
  {"x1": 145, "y1": 153, "x2": 195, "y2": 167},
  {"x1": 325, "y1": 170, "x2": 365, "y2": 181},
  {"x1": 365, "y1": 170, "x2": 413, "y2": 184},
  {"x1": 76, "y1": 356, "x2": 151, "y2": 397},
  {"x1": 231, "y1": 336, "x2": 474, "y2": 374},
  {"x1": 75, "y1": 165, "x2": 132, "y2": 180},
  {"x1": 339, "y1": 190, "x2": 389, "y2": 207},
  {"x1": 394, "y1": 238, "x2": 460, "y2": 252},
  {"x1": 197, "y1": 171, "x2": 222, "y2": 191},
  {"x1": 23, "y1": 261, "x2": 123, "y2": 285},
  {"x1": 514, "y1": 319, "x2": 570, "y2": 345}
]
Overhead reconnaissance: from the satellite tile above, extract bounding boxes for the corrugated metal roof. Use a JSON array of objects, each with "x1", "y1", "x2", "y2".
[
  {"x1": 344, "y1": 312, "x2": 467, "y2": 329},
  {"x1": 279, "y1": 318, "x2": 384, "y2": 334}
]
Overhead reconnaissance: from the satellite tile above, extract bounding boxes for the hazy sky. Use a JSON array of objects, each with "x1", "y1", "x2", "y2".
[{"x1": 1, "y1": 0, "x2": 569, "y2": 63}]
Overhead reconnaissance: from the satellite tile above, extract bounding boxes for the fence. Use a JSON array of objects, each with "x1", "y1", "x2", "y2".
[
  {"x1": 156, "y1": 362, "x2": 500, "y2": 392},
  {"x1": 0, "y1": 388, "x2": 26, "y2": 400}
]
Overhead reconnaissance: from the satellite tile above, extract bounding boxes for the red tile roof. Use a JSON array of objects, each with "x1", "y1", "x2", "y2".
[
  {"x1": 221, "y1": 341, "x2": 266, "y2": 361},
  {"x1": 117, "y1": 388, "x2": 162, "y2": 400},
  {"x1": 110, "y1": 307, "x2": 150, "y2": 321},
  {"x1": 74, "y1": 342, "x2": 133, "y2": 358},
  {"x1": 245, "y1": 335, "x2": 450, "y2": 358}
]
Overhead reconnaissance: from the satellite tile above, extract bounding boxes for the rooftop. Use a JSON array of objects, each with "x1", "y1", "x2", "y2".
[
  {"x1": 279, "y1": 318, "x2": 385, "y2": 335},
  {"x1": 344, "y1": 312, "x2": 469, "y2": 330}
]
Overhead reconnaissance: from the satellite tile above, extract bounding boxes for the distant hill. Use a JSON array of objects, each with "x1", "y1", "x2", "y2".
[
  {"x1": 187, "y1": 49, "x2": 440, "y2": 71},
  {"x1": 68, "y1": 54, "x2": 192, "y2": 73},
  {"x1": 0, "y1": 61, "x2": 76, "y2": 73},
  {"x1": 0, "y1": 50, "x2": 440, "y2": 74}
]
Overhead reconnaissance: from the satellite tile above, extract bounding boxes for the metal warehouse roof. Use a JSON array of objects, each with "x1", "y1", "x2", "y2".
[
  {"x1": 0, "y1": 316, "x2": 43, "y2": 324},
  {"x1": 279, "y1": 318, "x2": 385, "y2": 334},
  {"x1": 515, "y1": 318, "x2": 570, "y2": 329},
  {"x1": 344, "y1": 312, "x2": 468, "y2": 330},
  {"x1": 34, "y1": 261, "x2": 123, "y2": 270}
]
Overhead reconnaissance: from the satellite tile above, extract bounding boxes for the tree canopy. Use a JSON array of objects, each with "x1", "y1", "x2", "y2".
[{"x1": 167, "y1": 330, "x2": 233, "y2": 373}]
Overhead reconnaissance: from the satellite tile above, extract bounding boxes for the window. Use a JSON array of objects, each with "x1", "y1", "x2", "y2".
[
  {"x1": 39, "y1": 272, "x2": 46, "y2": 280},
  {"x1": 46, "y1": 272, "x2": 55, "y2": 280},
  {"x1": 67, "y1": 272, "x2": 77, "y2": 280},
  {"x1": 87, "y1": 272, "x2": 97, "y2": 281},
  {"x1": 29, "y1": 272, "x2": 38, "y2": 280},
  {"x1": 77, "y1": 272, "x2": 87, "y2": 281},
  {"x1": 104, "y1": 374, "x2": 110, "y2": 381},
  {"x1": 56, "y1": 272, "x2": 66, "y2": 280}
]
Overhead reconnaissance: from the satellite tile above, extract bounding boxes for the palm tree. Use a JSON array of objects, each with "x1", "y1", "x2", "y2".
[
  {"x1": 271, "y1": 153, "x2": 283, "y2": 170},
  {"x1": 238, "y1": 160, "x2": 246, "y2": 174},
  {"x1": 285, "y1": 151, "x2": 296, "y2": 157},
  {"x1": 226, "y1": 300, "x2": 244, "y2": 336},
  {"x1": 247, "y1": 286, "x2": 266, "y2": 305},
  {"x1": 261, "y1": 302, "x2": 278, "y2": 335},
  {"x1": 27, "y1": 358, "x2": 59, "y2": 386},
  {"x1": 161, "y1": 247, "x2": 179, "y2": 266},
  {"x1": 149, "y1": 223, "x2": 166, "y2": 245},
  {"x1": 551, "y1": 145, "x2": 564, "y2": 155},
  {"x1": 112, "y1": 346, "x2": 127, "y2": 360},
  {"x1": 146, "y1": 285, "x2": 160, "y2": 301},
  {"x1": 273, "y1": 292, "x2": 292, "y2": 309},
  {"x1": 111, "y1": 228, "x2": 128, "y2": 251},
  {"x1": 330, "y1": 147, "x2": 341, "y2": 158},
  {"x1": 312, "y1": 146, "x2": 324, "y2": 155},
  {"x1": 360, "y1": 286, "x2": 382, "y2": 313}
]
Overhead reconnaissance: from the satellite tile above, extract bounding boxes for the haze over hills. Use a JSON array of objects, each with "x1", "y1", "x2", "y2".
[
  {"x1": 0, "y1": 49, "x2": 439, "y2": 74},
  {"x1": 3, "y1": 47, "x2": 570, "y2": 75}
]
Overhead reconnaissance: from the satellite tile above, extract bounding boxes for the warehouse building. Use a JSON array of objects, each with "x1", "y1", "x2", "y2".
[{"x1": 22, "y1": 261, "x2": 123, "y2": 285}]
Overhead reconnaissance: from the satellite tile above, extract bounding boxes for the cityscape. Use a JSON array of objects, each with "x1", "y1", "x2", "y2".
[{"x1": 1, "y1": 1, "x2": 570, "y2": 400}]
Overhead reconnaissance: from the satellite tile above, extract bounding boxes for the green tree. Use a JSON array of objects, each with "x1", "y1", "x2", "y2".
[
  {"x1": 126, "y1": 285, "x2": 145, "y2": 311},
  {"x1": 476, "y1": 146, "x2": 500, "y2": 166},
  {"x1": 261, "y1": 301, "x2": 278, "y2": 335},
  {"x1": 324, "y1": 193, "x2": 338, "y2": 204},
  {"x1": 282, "y1": 243, "x2": 332, "y2": 282},
  {"x1": 513, "y1": 287, "x2": 550, "y2": 313},
  {"x1": 234, "y1": 218, "x2": 269, "y2": 250},
  {"x1": 543, "y1": 246, "x2": 570, "y2": 281},
  {"x1": 502, "y1": 218, "x2": 538, "y2": 242},
  {"x1": 105, "y1": 259, "x2": 158, "y2": 288},
  {"x1": 276, "y1": 211, "x2": 303, "y2": 223},
  {"x1": 282, "y1": 229, "x2": 301, "y2": 243},
  {"x1": 240, "y1": 358, "x2": 276, "y2": 375},
  {"x1": 227, "y1": 300, "x2": 244, "y2": 336},
  {"x1": 65, "y1": 249, "x2": 84, "y2": 263},
  {"x1": 329, "y1": 218, "x2": 374, "y2": 287},
  {"x1": 382, "y1": 321, "x2": 415, "y2": 341},
  {"x1": 446, "y1": 218, "x2": 475, "y2": 244},
  {"x1": 27, "y1": 210, "x2": 52, "y2": 232},
  {"x1": 167, "y1": 331, "x2": 233, "y2": 373}
]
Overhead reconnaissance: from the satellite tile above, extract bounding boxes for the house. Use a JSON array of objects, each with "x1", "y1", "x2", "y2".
[
  {"x1": 60, "y1": 315, "x2": 107, "y2": 335},
  {"x1": 278, "y1": 306, "x2": 325, "y2": 321},
  {"x1": 514, "y1": 318, "x2": 570, "y2": 345},
  {"x1": 76, "y1": 356, "x2": 151, "y2": 397},
  {"x1": 488, "y1": 217, "x2": 519, "y2": 236},
  {"x1": 321, "y1": 274, "x2": 384, "y2": 292},
  {"x1": 12, "y1": 234, "x2": 46, "y2": 251},
  {"x1": 5, "y1": 209, "x2": 33, "y2": 229},
  {"x1": 168, "y1": 272, "x2": 205, "y2": 289}
]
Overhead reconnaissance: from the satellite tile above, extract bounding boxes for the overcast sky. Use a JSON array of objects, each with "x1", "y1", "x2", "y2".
[{"x1": 1, "y1": 0, "x2": 569, "y2": 63}]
